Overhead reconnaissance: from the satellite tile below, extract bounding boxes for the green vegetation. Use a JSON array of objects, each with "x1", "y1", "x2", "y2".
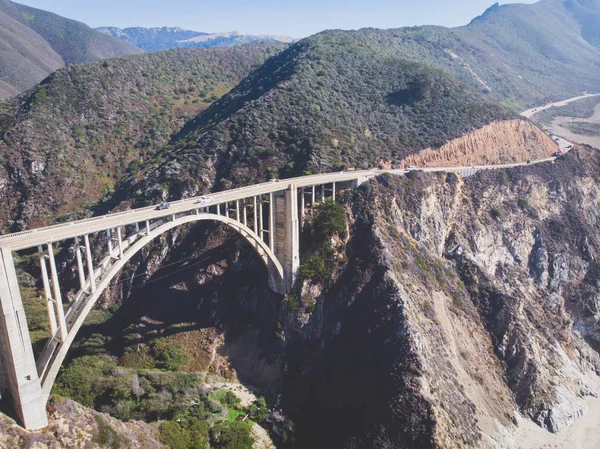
[
  {"x1": 0, "y1": 43, "x2": 284, "y2": 230},
  {"x1": 298, "y1": 251, "x2": 332, "y2": 283},
  {"x1": 94, "y1": 415, "x2": 121, "y2": 449},
  {"x1": 152, "y1": 340, "x2": 188, "y2": 371},
  {"x1": 312, "y1": 200, "x2": 346, "y2": 243}
]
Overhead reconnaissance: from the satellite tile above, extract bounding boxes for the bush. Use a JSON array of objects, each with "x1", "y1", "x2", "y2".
[
  {"x1": 94, "y1": 415, "x2": 121, "y2": 449},
  {"x1": 298, "y1": 252, "x2": 332, "y2": 282},
  {"x1": 152, "y1": 340, "x2": 188, "y2": 371},
  {"x1": 313, "y1": 199, "x2": 346, "y2": 242},
  {"x1": 247, "y1": 397, "x2": 268, "y2": 423},
  {"x1": 53, "y1": 356, "x2": 115, "y2": 407},
  {"x1": 218, "y1": 391, "x2": 241, "y2": 408},
  {"x1": 159, "y1": 421, "x2": 190, "y2": 449},
  {"x1": 211, "y1": 421, "x2": 254, "y2": 449}
]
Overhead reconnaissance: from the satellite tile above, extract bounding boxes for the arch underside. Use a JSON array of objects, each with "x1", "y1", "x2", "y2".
[{"x1": 37, "y1": 212, "x2": 284, "y2": 399}]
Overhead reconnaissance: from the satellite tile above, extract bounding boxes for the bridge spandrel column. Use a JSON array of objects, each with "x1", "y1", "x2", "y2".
[
  {"x1": 274, "y1": 185, "x2": 300, "y2": 292},
  {"x1": 0, "y1": 247, "x2": 48, "y2": 430}
]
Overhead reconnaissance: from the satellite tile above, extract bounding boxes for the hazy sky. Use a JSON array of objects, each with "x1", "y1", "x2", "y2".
[{"x1": 15, "y1": 0, "x2": 538, "y2": 38}]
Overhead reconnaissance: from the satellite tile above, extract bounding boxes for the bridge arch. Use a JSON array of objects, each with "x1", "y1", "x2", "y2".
[{"x1": 38, "y1": 212, "x2": 284, "y2": 399}]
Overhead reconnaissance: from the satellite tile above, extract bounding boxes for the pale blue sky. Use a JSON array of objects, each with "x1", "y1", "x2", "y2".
[{"x1": 16, "y1": 0, "x2": 538, "y2": 38}]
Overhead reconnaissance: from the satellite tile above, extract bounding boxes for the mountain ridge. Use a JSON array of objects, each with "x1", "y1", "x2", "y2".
[
  {"x1": 0, "y1": 0, "x2": 142, "y2": 99},
  {"x1": 96, "y1": 26, "x2": 295, "y2": 52}
]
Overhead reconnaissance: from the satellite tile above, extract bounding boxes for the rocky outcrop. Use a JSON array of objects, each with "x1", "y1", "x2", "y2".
[
  {"x1": 402, "y1": 120, "x2": 558, "y2": 168},
  {"x1": 0, "y1": 398, "x2": 164, "y2": 449}
]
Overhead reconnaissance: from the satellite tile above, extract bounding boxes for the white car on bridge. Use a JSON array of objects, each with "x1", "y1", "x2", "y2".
[{"x1": 195, "y1": 196, "x2": 213, "y2": 204}]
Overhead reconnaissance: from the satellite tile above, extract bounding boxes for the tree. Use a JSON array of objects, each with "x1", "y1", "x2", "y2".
[
  {"x1": 211, "y1": 421, "x2": 254, "y2": 449},
  {"x1": 159, "y1": 421, "x2": 190, "y2": 449},
  {"x1": 313, "y1": 199, "x2": 346, "y2": 242}
]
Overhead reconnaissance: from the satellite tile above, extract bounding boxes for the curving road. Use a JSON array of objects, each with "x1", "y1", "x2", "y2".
[{"x1": 521, "y1": 92, "x2": 600, "y2": 119}]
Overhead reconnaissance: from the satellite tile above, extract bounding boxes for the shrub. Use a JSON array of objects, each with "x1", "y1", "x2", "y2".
[
  {"x1": 490, "y1": 208, "x2": 503, "y2": 219},
  {"x1": 218, "y1": 391, "x2": 241, "y2": 408},
  {"x1": 284, "y1": 294, "x2": 300, "y2": 311},
  {"x1": 211, "y1": 421, "x2": 254, "y2": 449},
  {"x1": 298, "y1": 252, "x2": 332, "y2": 282},
  {"x1": 313, "y1": 199, "x2": 346, "y2": 241},
  {"x1": 53, "y1": 356, "x2": 115, "y2": 407},
  {"x1": 94, "y1": 415, "x2": 121, "y2": 449},
  {"x1": 247, "y1": 397, "x2": 268, "y2": 423},
  {"x1": 152, "y1": 340, "x2": 188, "y2": 371},
  {"x1": 159, "y1": 421, "x2": 190, "y2": 449}
]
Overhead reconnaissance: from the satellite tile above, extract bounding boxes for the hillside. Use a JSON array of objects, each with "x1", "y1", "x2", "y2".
[
  {"x1": 97, "y1": 26, "x2": 294, "y2": 52},
  {"x1": 112, "y1": 30, "x2": 532, "y2": 207},
  {"x1": 103, "y1": 0, "x2": 600, "y2": 109},
  {"x1": 0, "y1": 0, "x2": 141, "y2": 99},
  {"x1": 0, "y1": 43, "x2": 285, "y2": 230}
]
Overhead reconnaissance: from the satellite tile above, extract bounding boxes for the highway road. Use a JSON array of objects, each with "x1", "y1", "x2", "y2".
[{"x1": 521, "y1": 92, "x2": 600, "y2": 119}]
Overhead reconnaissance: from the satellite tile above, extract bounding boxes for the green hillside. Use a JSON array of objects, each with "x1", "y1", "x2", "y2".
[
  {"x1": 0, "y1": 44, "x2": 285, "y2": 230},
  {"x1": 114, "y1": 31, "x2": 514, "y2": 206},
  {"x1": 0, "y1": 0, "x2": 141, "y2": 99}
]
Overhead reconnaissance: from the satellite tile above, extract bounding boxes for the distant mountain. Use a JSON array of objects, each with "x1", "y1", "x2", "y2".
[
  {"x1": 96, "y1": 26, "x2": 294, "y2": 52},
  {"x1": 0, "y1": 0, "x2": 141, "y2": 99}
]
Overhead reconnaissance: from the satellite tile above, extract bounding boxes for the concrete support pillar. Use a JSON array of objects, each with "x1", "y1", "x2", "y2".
[
  {"x1": 135, "y1": 222, "x2": 140, "y2": 233},
  {"x1": 217, "y1": 204, "x2": 221, "y2": 216},
  {"x1": 332, "y1": 182, "x2": 336, "y2": 201},
  {"x1": 225, "y1": 202, "x2": 229, "y2": 218},
  {"x1": 321, "y1": 184, "x2": 325, "y2": 202},
  {"x1": 116, "y1": 228, "x2": 124, "y2": 259},
  {"x1": 300, "y1": 188, "x2": 305, "y2": 226},
  {"x1": 253, "y1": 197, "x2": 258, "y2": 234},
  {"x1": 74, "y1": 238, "x2": 86, "y2": 292},
  {"x1": 107, "y1": 230, "x2": 113, "y2": 255},
  {"x1": 259, "y1": 196, "x2": 264, "y2": 242},
  {"x1": 83, "y1": 235, "x2": 96, "y2": 293},
  {"x1": 273, "y1": 185, "x2": 300, "y2": 292},
  {"x1": 38, "y1": 246, "x2": 57, "y2": 336},
  {"x1": 312, "y1": 185, "x2": 316, "y2": 205},
  {"x1": 46, "y1": 244, "x2": 67, "y2": 343},
  {"x1": 145, "y1": 221, "x2": 150, "y2": 236},
  {"x1": 0, "y1": 247, "x2": 48, "y2": 430},
  {"x1": 243, "y1": 201, "x2": 248, "y2": 227},
  {"x1": 269, "y1": 193, "x2": 275, "y2": 251},
  {"x1": 236, "y1": 200, "x2": 240, "y2": 222}
]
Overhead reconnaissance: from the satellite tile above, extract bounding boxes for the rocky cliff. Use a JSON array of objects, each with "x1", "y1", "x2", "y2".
[
  {"x1": 401, "y1": 119, "x2": 558, "y2": 168},
  {"x1": 0, "y1": 398, "x2": 164, "y2": 449},
  {"x1": 274, "y1": 145, "x2": 600, "y2": 447}
]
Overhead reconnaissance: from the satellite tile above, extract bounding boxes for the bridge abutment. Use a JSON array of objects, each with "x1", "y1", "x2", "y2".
[{"x1": 0, "y1": 247, "x2": 48, "y2": 430}]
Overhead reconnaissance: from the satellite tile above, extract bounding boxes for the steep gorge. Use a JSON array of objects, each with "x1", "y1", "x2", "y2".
[{"x1": 57, "y1": 146, "x2": 600, "y2": 448}]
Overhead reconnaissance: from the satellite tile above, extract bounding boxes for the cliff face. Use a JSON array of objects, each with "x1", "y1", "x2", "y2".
[
  {"x1": 401, "y1": 119, "x2": 558, "y2": 168},
  {"x1": 276, "y1": 146, "x2": 600, "y2": 447}
]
